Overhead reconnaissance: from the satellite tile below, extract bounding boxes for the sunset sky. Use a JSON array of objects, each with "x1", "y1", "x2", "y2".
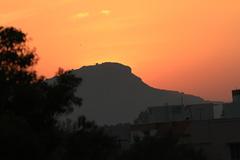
[{"x1": 1, "y1": 0, "x2": 240, "y2": 101}]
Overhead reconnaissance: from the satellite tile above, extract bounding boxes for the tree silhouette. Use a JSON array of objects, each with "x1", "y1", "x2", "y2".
[
  {"x1": 57, "y1": 116, "x2": 119, "y2": 160},
  {"x1": 0, "y1": 26, "x2": 82, "y2": 127},
  {"x1": 0, "y1": 26, "x2": 120, "y2": 160},
  {"x1": 0, "y1": 26, "x2": 82, "y2": 159},
  {"x1": 0, "y1": 27, "x2": 38, "y2": 111}
]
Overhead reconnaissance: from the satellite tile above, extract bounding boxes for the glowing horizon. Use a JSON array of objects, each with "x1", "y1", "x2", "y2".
[{"x1": 1, "y1": 0, "x2": 240, "y2": 102}]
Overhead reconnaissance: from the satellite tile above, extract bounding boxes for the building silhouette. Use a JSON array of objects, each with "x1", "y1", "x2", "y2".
[{"x1": 129, "y1": 90, "x2": 240, "y2": 160}]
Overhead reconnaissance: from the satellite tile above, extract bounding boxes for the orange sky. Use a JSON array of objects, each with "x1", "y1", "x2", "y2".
[{"x1": 1, "y1": 0, "x2": 240, "y2": 102}]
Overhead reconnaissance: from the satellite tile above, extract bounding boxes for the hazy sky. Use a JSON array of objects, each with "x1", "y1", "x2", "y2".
[{"x1": 1, "y1": 0, "x2": 240, "y2": 101}]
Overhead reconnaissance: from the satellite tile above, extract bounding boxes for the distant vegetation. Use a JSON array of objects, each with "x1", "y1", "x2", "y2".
[
  {"x1": 118, "y1": 134, "x2": 206, "y2": 160},
  {"x1": 0, "y1": 26, "x2": 205, "y2": 160}
]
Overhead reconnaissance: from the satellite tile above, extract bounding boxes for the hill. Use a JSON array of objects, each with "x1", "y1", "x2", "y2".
[{"x1": 63, "y1": 62, "x2": 205, "y2": 124}]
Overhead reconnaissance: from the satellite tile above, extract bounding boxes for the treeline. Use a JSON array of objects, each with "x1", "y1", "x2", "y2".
[{"x1": 0, "y1": 26, "x2": 205, "y2": 160}]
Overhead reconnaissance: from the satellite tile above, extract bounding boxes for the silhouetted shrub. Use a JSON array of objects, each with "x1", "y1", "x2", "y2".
[{"x1": 117, "y1": 134, "x2": 206, "y2": 160}]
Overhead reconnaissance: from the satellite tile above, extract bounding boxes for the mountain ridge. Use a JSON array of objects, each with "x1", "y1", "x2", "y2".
[{"x1": 64, "y1": 62, "x2": 205, "y2": 125}]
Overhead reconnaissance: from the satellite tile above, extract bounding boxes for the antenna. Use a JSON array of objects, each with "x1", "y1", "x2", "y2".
[{"x1": 181, "y1": 92, "x2": 184, "y2": 106}]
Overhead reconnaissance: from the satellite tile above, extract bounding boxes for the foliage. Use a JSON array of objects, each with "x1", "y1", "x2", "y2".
[
  {"x1": 0, "y1": 27, "x2": 39, "y2": 112},
  {"x1": 56, "y1": 116, "x2": 119, "y2": 160},
  {"x1": 0, "y1": 26, "x2": 83, "y2": 159},
  {"x1": 0, "y1": 26, "x2": 82, "y2": 128},
  {"x1": 118, "y1": 134, "x2": 206, "y2": 160}
]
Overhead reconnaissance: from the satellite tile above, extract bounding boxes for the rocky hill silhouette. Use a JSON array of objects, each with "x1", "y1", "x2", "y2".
[{"x1": 63, "y1": 62, "x2": 205, "y2": 125}]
